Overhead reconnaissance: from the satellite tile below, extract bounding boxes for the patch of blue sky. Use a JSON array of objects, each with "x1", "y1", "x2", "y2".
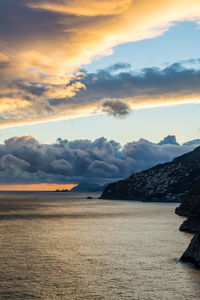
[
  {"x1": 1, "y1": 103, "x2": 200, "y2": 146},
  {"x1": 84, "y1": 22, "x2": 200, "y2": 73}
]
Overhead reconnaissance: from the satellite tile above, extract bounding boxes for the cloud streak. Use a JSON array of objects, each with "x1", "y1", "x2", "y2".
[
  {"x1": 0, "y1": 135, "x2": 199, "y2": 185},
  {"x1": 27, "y1": 0, "x2": 132, "y2": 16}
]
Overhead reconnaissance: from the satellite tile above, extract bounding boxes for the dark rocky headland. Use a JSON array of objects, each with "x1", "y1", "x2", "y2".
[{"x1": 100, "y1": 146, "x2": 200, "y2": 268}]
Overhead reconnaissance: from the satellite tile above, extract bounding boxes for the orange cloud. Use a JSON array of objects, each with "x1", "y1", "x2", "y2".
[
  {"x1": 44, "y1": 81, "x2": 86, "y2": 99},
  {"x1": 0, "y1": 53, "x2": 9, "y2": 64},
  {"x1": 0, "y1": 183, "x2": 76, "y2": 191},
  {"x1": 0, "y1": 97, "x2": 30, "y2": 113},
  {"x1": 0, "y1": 0, "x2": 200, "y2": 128},
  {"x1": 27, "y1": 0, "x2": 132, "y2": 16}
]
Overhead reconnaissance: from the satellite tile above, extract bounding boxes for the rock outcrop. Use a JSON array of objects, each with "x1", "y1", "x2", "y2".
[
  {"x1": 101, "y1": 146, "x2": 200, "y2": 201},
  {"x1": 176, "y1": 182, "x2": 200, "y2": 268},
  {"x1": 181, "y1": 233, "x2": 200, "y2": 268},
  {"x1": 179, "y1": 205, "x2": 200, "y2": 233},
  {"x1": 175, "y1": 182, "x2": 200, "y2": 217},
  {"x1": 176, "y1": 183, "x2": 200, "y2": 233}
]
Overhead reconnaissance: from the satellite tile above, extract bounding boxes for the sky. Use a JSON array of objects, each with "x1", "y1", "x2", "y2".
[{"x1": 1, "y1": 1, "x2": 200, "y2": 189}]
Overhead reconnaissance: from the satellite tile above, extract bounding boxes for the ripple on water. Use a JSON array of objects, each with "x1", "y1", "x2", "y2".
[{"x1": 0, "y1": 194, "x2": 199, "y2": 300}]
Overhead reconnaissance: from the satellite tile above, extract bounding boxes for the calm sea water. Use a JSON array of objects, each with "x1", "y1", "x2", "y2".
[{"x1": 0, "y1": 192, "x2": 199, "y2": 300}]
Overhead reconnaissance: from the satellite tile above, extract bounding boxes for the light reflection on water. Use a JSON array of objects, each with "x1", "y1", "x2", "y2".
[{"x1": 0, "y1": 193, "x2": 199, "y2": 300}]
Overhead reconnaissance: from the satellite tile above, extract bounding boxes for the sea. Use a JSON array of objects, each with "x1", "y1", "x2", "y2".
[{"x1": 0, "y1": 192, "x2": 199, "y2": 300}]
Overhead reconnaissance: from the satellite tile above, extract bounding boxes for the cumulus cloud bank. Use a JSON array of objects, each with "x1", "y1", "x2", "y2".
[
  {"x1": 0, "y1": 135, "x2": 199, "y2": 185},
  {"x1": 1, "y1": 0, "x2": 200, "y2": 127}
]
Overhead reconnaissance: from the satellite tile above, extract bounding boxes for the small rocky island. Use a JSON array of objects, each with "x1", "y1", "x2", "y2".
[
  {"x1": 55, "y1": 189, "x2": 69, "y2": 192},
  {"x1": 101, "y1": 146, "x2": 200, "y2": 268}
]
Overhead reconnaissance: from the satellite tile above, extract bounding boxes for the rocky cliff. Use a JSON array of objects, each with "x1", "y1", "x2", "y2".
[
  {"x1": 175, "y1": 182, "x2": 200, "y2": 218},
  {"x1": 101, "y1": 145, "x2": 200, "y2": 269},
  {"x1": 176, "y1": 183, "x2": 200, "y2": 237},
  {"x1": 181, "y1": 233, "x2": 200, "y2": 268},
  {"x1": 176, "y1": 183, "x2": 200, "y2": 268},
  {"x1": 101, "y1": 146, "x2": 200, "y2": 201}
]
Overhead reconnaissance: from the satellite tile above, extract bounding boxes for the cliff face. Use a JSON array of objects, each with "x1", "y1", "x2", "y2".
[
  {"x1": 101, "y1": 146, "x2": 200, "y2": 201},
  {"x1": 179, "y1": 204, "x2": 200, "y2": 233},
  {"x1": 176, "y1": 183, "x2": 200, "y2": 268},
  {"x1": 175, "y1": 182, "x2": 200, "y2": 216},
  {"x1": 176, "y1": 183, "x2": 200, "y2": 233},
  {"x1": 181, "y1": 233, "x2": 200, "y2": 268}
]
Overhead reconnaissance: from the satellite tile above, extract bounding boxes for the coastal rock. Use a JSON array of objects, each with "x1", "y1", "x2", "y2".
[
  {"x1": 175, "y1": 182, "x2": 200, "y2": 217},
  {"x1": 176, "y1": 181, "x2": 200, "y2": 268},
  {"x1": 101, "y1": 146, "x2": 200, "y2": 201},
  {"x1": 179, "y1": 204, "x2": 200, "y2": 233},
  {"x1": 176, "y1": 183, "x2": 200, "y2": 233},
  {"x1": 175, "y1": 199, "x2": 193, "y2": 217},
  {"x1": 181, "y1": 233, "x2": 200, "y2": 268}
]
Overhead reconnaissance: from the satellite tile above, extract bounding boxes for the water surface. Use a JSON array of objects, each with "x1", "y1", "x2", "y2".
[{"x1": 0, "y1": 193, "x2": 199, "y2": 299}]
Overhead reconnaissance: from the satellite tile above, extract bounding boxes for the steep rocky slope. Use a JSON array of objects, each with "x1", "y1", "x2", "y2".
[
  {"x1": 176, "y1": 183, "x2": 200, "y2": 268},
  {"x1": 181, "y1": 233, "x2": 200, "y2": 268},
  {"x1": 175, "y1": 182, "x2": 200, "y2": 217},
  {"x1": 177, "y1": 184, "x2": 200, "y2": 233},
  {"x1": 101, "y1": 146, "x2": 200, "y2": 201}
]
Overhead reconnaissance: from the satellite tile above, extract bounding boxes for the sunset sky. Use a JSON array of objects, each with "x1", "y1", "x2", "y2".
[{"x1": 1, "y1": 1, "x2": 200, "y2": 189}]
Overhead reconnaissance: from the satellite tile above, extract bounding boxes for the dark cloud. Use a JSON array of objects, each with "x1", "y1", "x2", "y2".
[
  {"x1": 47, "y1": 61, "x2": 200, "y2": 114},
  {"x1": 14, "y1": 80, "x2": 47, "y2": 96},
  {"x1": 43, "y1": 61, "x2": 200, "y2": 123},
  {"x1": 101, "y1": 100, "x2": 131, "y2": 117},
  {"x1": 0, "y1": 135, "x2": 200, "y2": 185},
  {"x1": 158, "y1": 135, "x2": 179, "y2": 145},
  {"x1": 101, "y1": 63, "x2": 132, "y2": 73},
  {"x1": 1, "y1": 60, "x2": 200, "y2": 127},
  {"x1": 78, "y1": 62, "x2": 200, "y2": 102},
  {"x1": 0, "y1": 0, "x2": 64, "y2": 46},
  {"x1": 0, "y1": 154, "x2": 30, "y2": 171}
]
